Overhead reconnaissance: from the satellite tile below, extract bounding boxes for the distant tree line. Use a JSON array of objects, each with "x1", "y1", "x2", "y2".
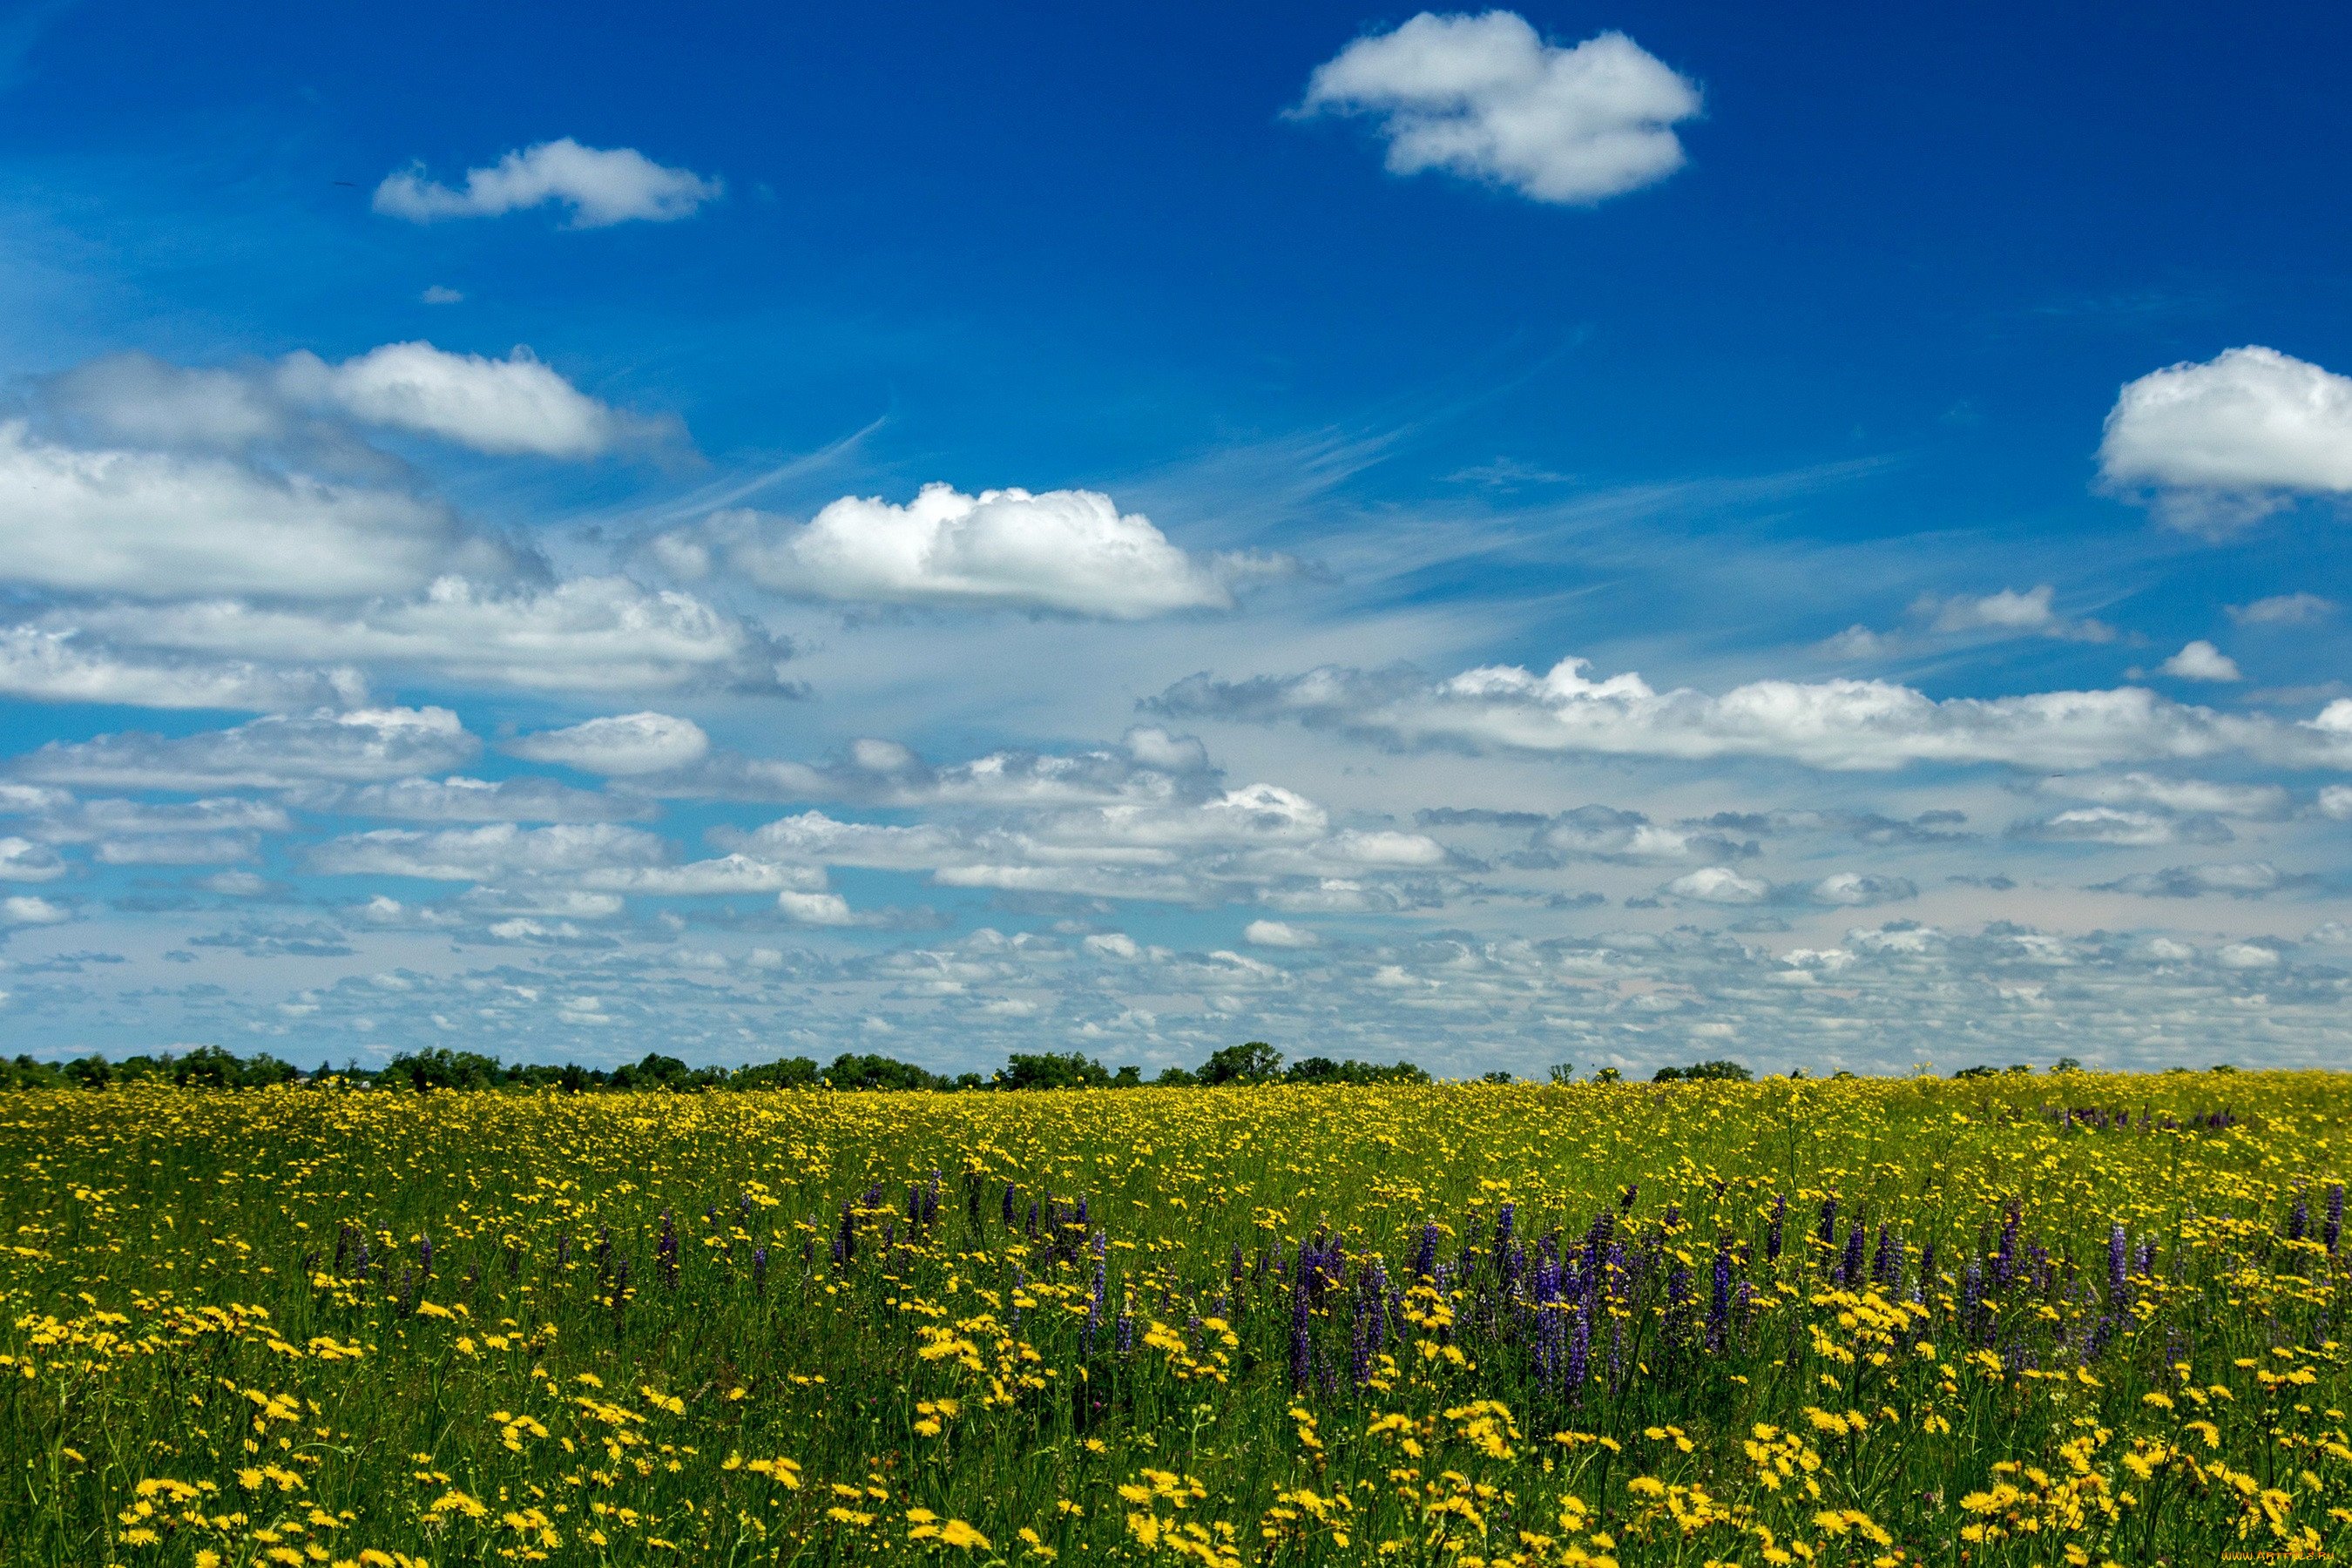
[{"x1": 0, "y1": 1039, "x2": 1439, "y2": 1093}]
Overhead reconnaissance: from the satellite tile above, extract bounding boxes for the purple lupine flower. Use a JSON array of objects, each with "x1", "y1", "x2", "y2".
[
  {"x1": 1002, "y1": 1182, "x2": 1016, "y2": 1228},
  {"x1": 1566, "y1": 1295, "x2": 1592, "y2": 1403},
  {"x1": 1289, "y1": 1269, "x2": 1313, "y2": 1389},
  {"x1": 1025, "y1": 1200, "x2": 1040, "y2": 1240},
  {"x1": 1349, "y1": 1297, "x2": 1372, "y2": 1388},
  {"x1": 1817, "y1": 1197, "x2": 1838, "y2": 1263},
  {"x1": 1767, "y1": 1194, "x2": 1786, "y2": 1264},
  {"x1": 1707, "y1": 1240, "x2": 1732, "y2": 1351},
  {"x1": 1840, "y1": 1221, "x2": 1866, "y2": 1288},
  {"x1": 418, "y1": 1233, "x2": 434, "y2": 1276},
  {"x1": 1961, "y1": 1257, "x2": 1984, "y2": 1344},
  {"x1": 2328, "y1": 1185, "x2": 2344, "y2": 1254},
  {"x1": 2107, "y1": 1223, "x2": 2128, "y2": 1300},
  {"x1": 2289, "y1": 1188, "x2": 2311, "y2": 1243},
  {"x1": 1083, "y1": 1232, "x2": 1105, "y2": 1358},
  {"x1": 1116, "y1": 1295, "x2": 1133, "y2": 1356},
  {"x1": 751, "y1": 1246, "x2": 769, "y2": 1293},
  {"x1": 1620, "y1": 1183, "x2": 1639, "y2": 1212},
  {"x1": 835, "y1": 1202, "x2": 855, "y2": 1266},
  {"x1": 1993, "y1": 1205, "x2": 2020, "y2": 1288},
  {"x1": 1413, "y1": 1221, "x2": 1440, "y2": 1281},
  {"x1": 2136, "y1": 1236, "x2": 2156, "y2": 1276}
]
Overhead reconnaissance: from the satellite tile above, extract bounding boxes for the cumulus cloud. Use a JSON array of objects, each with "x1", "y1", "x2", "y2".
[
  {"x1": 1827, "y1": 585, "x2": 2115, "y2": 657},
  {"x1": 0, "y1": 422, "x2": 504, "y2": 598},
  {"x1": 2093, "y1": 861, "x2": 2294, "y2": 899},
  {"x1": 507, "y1": 712, "x2": 712, "y2": 776},
  {"x1": 308, "y1": 822, "x2": 671, "y2": 882},
  {"x1": 2230, "y1": 592, "x2": 2335, "y2": 626},
  {"x1": 277, "y1": 342, "x2": 675, "y2": 458},
  {"x1": 1661, "y1": 866, "x2": 1768, "y2": 904},
  {"x1": 1152, "y1": 656, "x2": 2352, "y2": 772},
  {"x1": 1244, "y1": 918, "x2": 1321, "y2": 948},
  {"x1": 1299, "y1": 11, "x2": 1700, "y2": 205},
  {"x1": 2099, "y1": 346, "x2": 2352, "y2": 531},
  {"x1": 657, "y1": 484, "x2": 1267, "y2": 618},
  {"x1": 290, "y1": 775, "x2": 649, "y2": 823},
  {"x1": 16, "y1": 706, "x2": 476, "y2": 791},
  {"x1": 51, "y1": 342, "x2": 672, "y2": 461},
  {"x1": 0, "y1": 627, "x2": 368, "y2": 711},
  {"x1": 2159, "y1": 640, "x2": 2241, "y2": 682},
  {"x1": 374, "y1": 139, "x2": 721, "y2": 226},
  {"x1": 0, "y1": 894, "x2": 67, "y2": 925},
  {"x1": 2032, "y1": 771, "x2": 2289, "y2": 820},
  {"x1": 72, "y1": 577, "x2": 791, "y2": 694},
  {"x1": 2008, "y1": 806, "x2": 2232, "y2": 848},
  {"x1": 1808, "y1": 872, "x2": 1917, "y2": 908},
  {"x1": 0, "y1": 836, "x2": 65, "y2": 881}
]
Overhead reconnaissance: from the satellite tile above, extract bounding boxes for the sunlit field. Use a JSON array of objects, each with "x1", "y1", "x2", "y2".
[{"x1": 3, "y1": 1071, "x2": 2349, "y2": 1566}]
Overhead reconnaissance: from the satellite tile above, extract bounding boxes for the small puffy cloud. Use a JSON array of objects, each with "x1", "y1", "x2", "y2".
[
  {"x1": 308, "y1": 821, "x2": 670, "y2": 882},
  {"x1": 2159, "y1": 640, "x2": 2241, "y2": 682},
  {"x1": 1244, "y1": 918, "x2": 1321, "y2": 948},
  {"x1": 508, "y1": 712, "x2": 712, "y2": 776},
  {"x1": 1083, "y1": 931, "x2": 1142, "y2": 961},
  {"x1": 75, "y1": 576, "x2": 791, "y2": 695},
  {"x1": 51, "y1": 342, "x2": 672, "y2": 461},
  {"x1": 291, "y1": 775, "x2": 649, "y2": 823},
  {"x1": 2229, "y1": 591, "x2": 2335, "y2": 626},
  {"x1": 1809, "y1": 872, "x2": 1917, "y2": 908},
  {"x1": 2099, "y1": 346, "x2": 2352, "y2": 530},
  {"x1": 2215, "y1": 941, "x2": 2281, "y2": 970},
  {"x1": 777, "y1": 889, "x2": 858, "y2": 926},
  {"x1": 2318, "y1": 785, "x2": 2352, "y2": 821},
  {"x1": 1299, "y1": 11, "x2": 1700, "y2": 205},
  {"x1": 421, "y1": 286, "x2": 463, "y2": 305},
  {"x1": 0, "y1": 836, "x2": 65, "y2": 881},
  {"x1": 0, "y1": 421, "x2": 504, "y2": 599},
  {"x1": 278, "y1": 342, "x2": 675, "y2": 458},
  {"x1": 374, "y1": 138, "x2": 721, "y2": 226},
  {"x1": 2033, "y1": 771, "x2": 2289, "y2": 820},
  {"x1": 0, "y1": 895, "x2": 67, "y2": 925},
  {"x1": 1920, "y1": 585, "x2": 2115, "y2": 643},
  {"x1": 660, "y1": 484, "x2": 1265, "y2": 618},
  {"x1": 0, "y1": 627, "x2": 368, "y2": 711},
  {"x1": 2094, "y1": 861, "x2": 2290, "y2": 899},
  {"x1": 1152, "y1": 656, "x2": 2352, "y2": 772},
  {"x1": 2008, "y1": 806, "x2": 2230, "y2": 848},
  {"x1": 1661, "y1": 866, "x2": 1768, "y2": 904},
  {"x1": 17, "y1": 706, "x2": 476, "y2": 791}
]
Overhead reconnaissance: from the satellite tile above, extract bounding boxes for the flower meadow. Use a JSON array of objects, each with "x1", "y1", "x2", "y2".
[{"x1": 3, "y1": 1072, "x2": 2350, "y2": 1567}]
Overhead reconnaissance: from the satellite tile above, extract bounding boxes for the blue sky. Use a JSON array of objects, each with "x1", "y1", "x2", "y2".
[{"x1": 0, "y1": 0, "x2": 2348, "y2": 1074}]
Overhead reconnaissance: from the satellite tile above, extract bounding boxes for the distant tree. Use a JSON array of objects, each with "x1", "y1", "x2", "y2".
[
  {"x1": 1112, "y1": 1064, "x2": 1143, "y2": 1087},
  {"x1": 1546, "y1": 1063, "x2": 1576, "y2": 1085},
  {"x1": 1481, "y1": 1070, "x2": 1516, "y2": 1085},
  {"x1": 1652, "y1": 1066, "x2": 1684, "y2": 1083},
  {"x1": 731, "y1": 1056, "x2": 821, "y2": 1090},
  {"x1": 997, "y1": 1051, "x2": 1112, "y2": 1091},
  {"x1": 824, "y1": 1052, "x2": 949, "y2": 1092},
  {"x1": 1153, "y1": 1065, "x2": 1200, "y2": 1087},
  {"x1": 1684, "y1": 1060, "x2": 1753, "y2": 1083},
  {"x1": 2004, "y1": 1064, "x2": 2033, "y2": 1075},
  {"x1": 1953, "y1": 1064, "x2": 1999, "y2": 1080},
  {"x1": 1200, "y1": 1042, "x2": 1283, "y2": 1085},
  {"x1": 1592, "y1": 1066, "x2": 1622, "y2": 1084},
  {"x1": 2051, "y1": 1056, "x2": 2083, "y2": 1073},
  {"x1": 2210, "y1": 1063, "x2": 2238, "y2": 1073}
]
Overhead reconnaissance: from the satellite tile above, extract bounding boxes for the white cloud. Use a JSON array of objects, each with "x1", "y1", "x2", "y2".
[
  {"x1": 308, "y1": 822, "x2": 670, "y2": 882},
  {"x1": 0, "y1": 627, "x2": 368, "y2": 711},
  {"x1": 2010, "y1": 806, "x2": 2215, "y2": 848},
  {"x1": 1662, "y1": 866, "x2": 1768, "y2": 904},
  {"x1": 1153, "y1": 657, "x2": 2352, "y2": 772},
  {"x1": 660, "y1": 483, "x2": 1267, "y2": 618},
  {"x1": 0, "y1": 836, "x2": 64, "y2": 881},
  {"x1": 1244, "y1": 918, "x2": 1321, "y2": 948},
  {"x1": 74, "y1": 576, "x2": 789, "y2": 694},
  {"x1": 1809, "y1": 872, "x2": 1916, "y2": 907},
  {"x1": 2099, "y1": 347, "x2": 2352, "y2": 529},
  {"x1": 2096, "y1": 861, "x2": 2288, "y2": 899},
  {"x1": 373, "y1": 139, "x2": 721, "y2": 226},
  {"x1": 576, "y1": 855, "x2": 826, "y2": 896},
  {"x1": 94, "y1": 831, "x2": 256, "y2": 866},
  {"x1": 508, "y1": 712, "x2": 712, "y2": 776},
  {"x1": 291, "y1": 775, "x2": 647, "y2": 823},
  {"x1": 2033, "y1": 771, "x2": 2289, "y2": 819},
  {"x1": 1920, "y1": 585, "x2": 2114, "y2": 642},
  {"x1": 1300, "y1": 11, "x2": 1700, "y2": 205},
  {"x1": 2215, "y1": 941, "x2": 2281, "y2": 970},
  {"x1": 0, "y1": 895, "x2": 66, "y2": 925},
  {"x1": 0, "y1": 422, "x2": 504, "y2": 598},
  {"x1": 51, "y1": 342, "x2": 670, "y2": 461},
  {"x1": 2159, "y1": 639, "x2": 2241, "y2": 682},
  {"x1": 2318, "y1": 785, "x2": 2352, "y2": 821},
  {"x1": 17, "y1": 706, "x2": 476, "y2": 791},
  {"x1": 277, "y1": 341, "x2": 672, "y2": 458},
  {"x1": 2229, "y1": 591, "x2": 2335, "y2": 626},
  {"x1": 777, "y1": 889, "x2": 858, "y2": 926},
  {"x1": 421, "y1": 286, "x2": 463, "y2": 305},
  {"x1": 1084, "y1": 931, "x2": 1142, "y2": 961}
]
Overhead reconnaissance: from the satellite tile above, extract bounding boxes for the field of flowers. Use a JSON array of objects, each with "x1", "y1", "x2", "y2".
[{"x1": 2, "y1": 1071, "x2": 2348, "y2": 1566}]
